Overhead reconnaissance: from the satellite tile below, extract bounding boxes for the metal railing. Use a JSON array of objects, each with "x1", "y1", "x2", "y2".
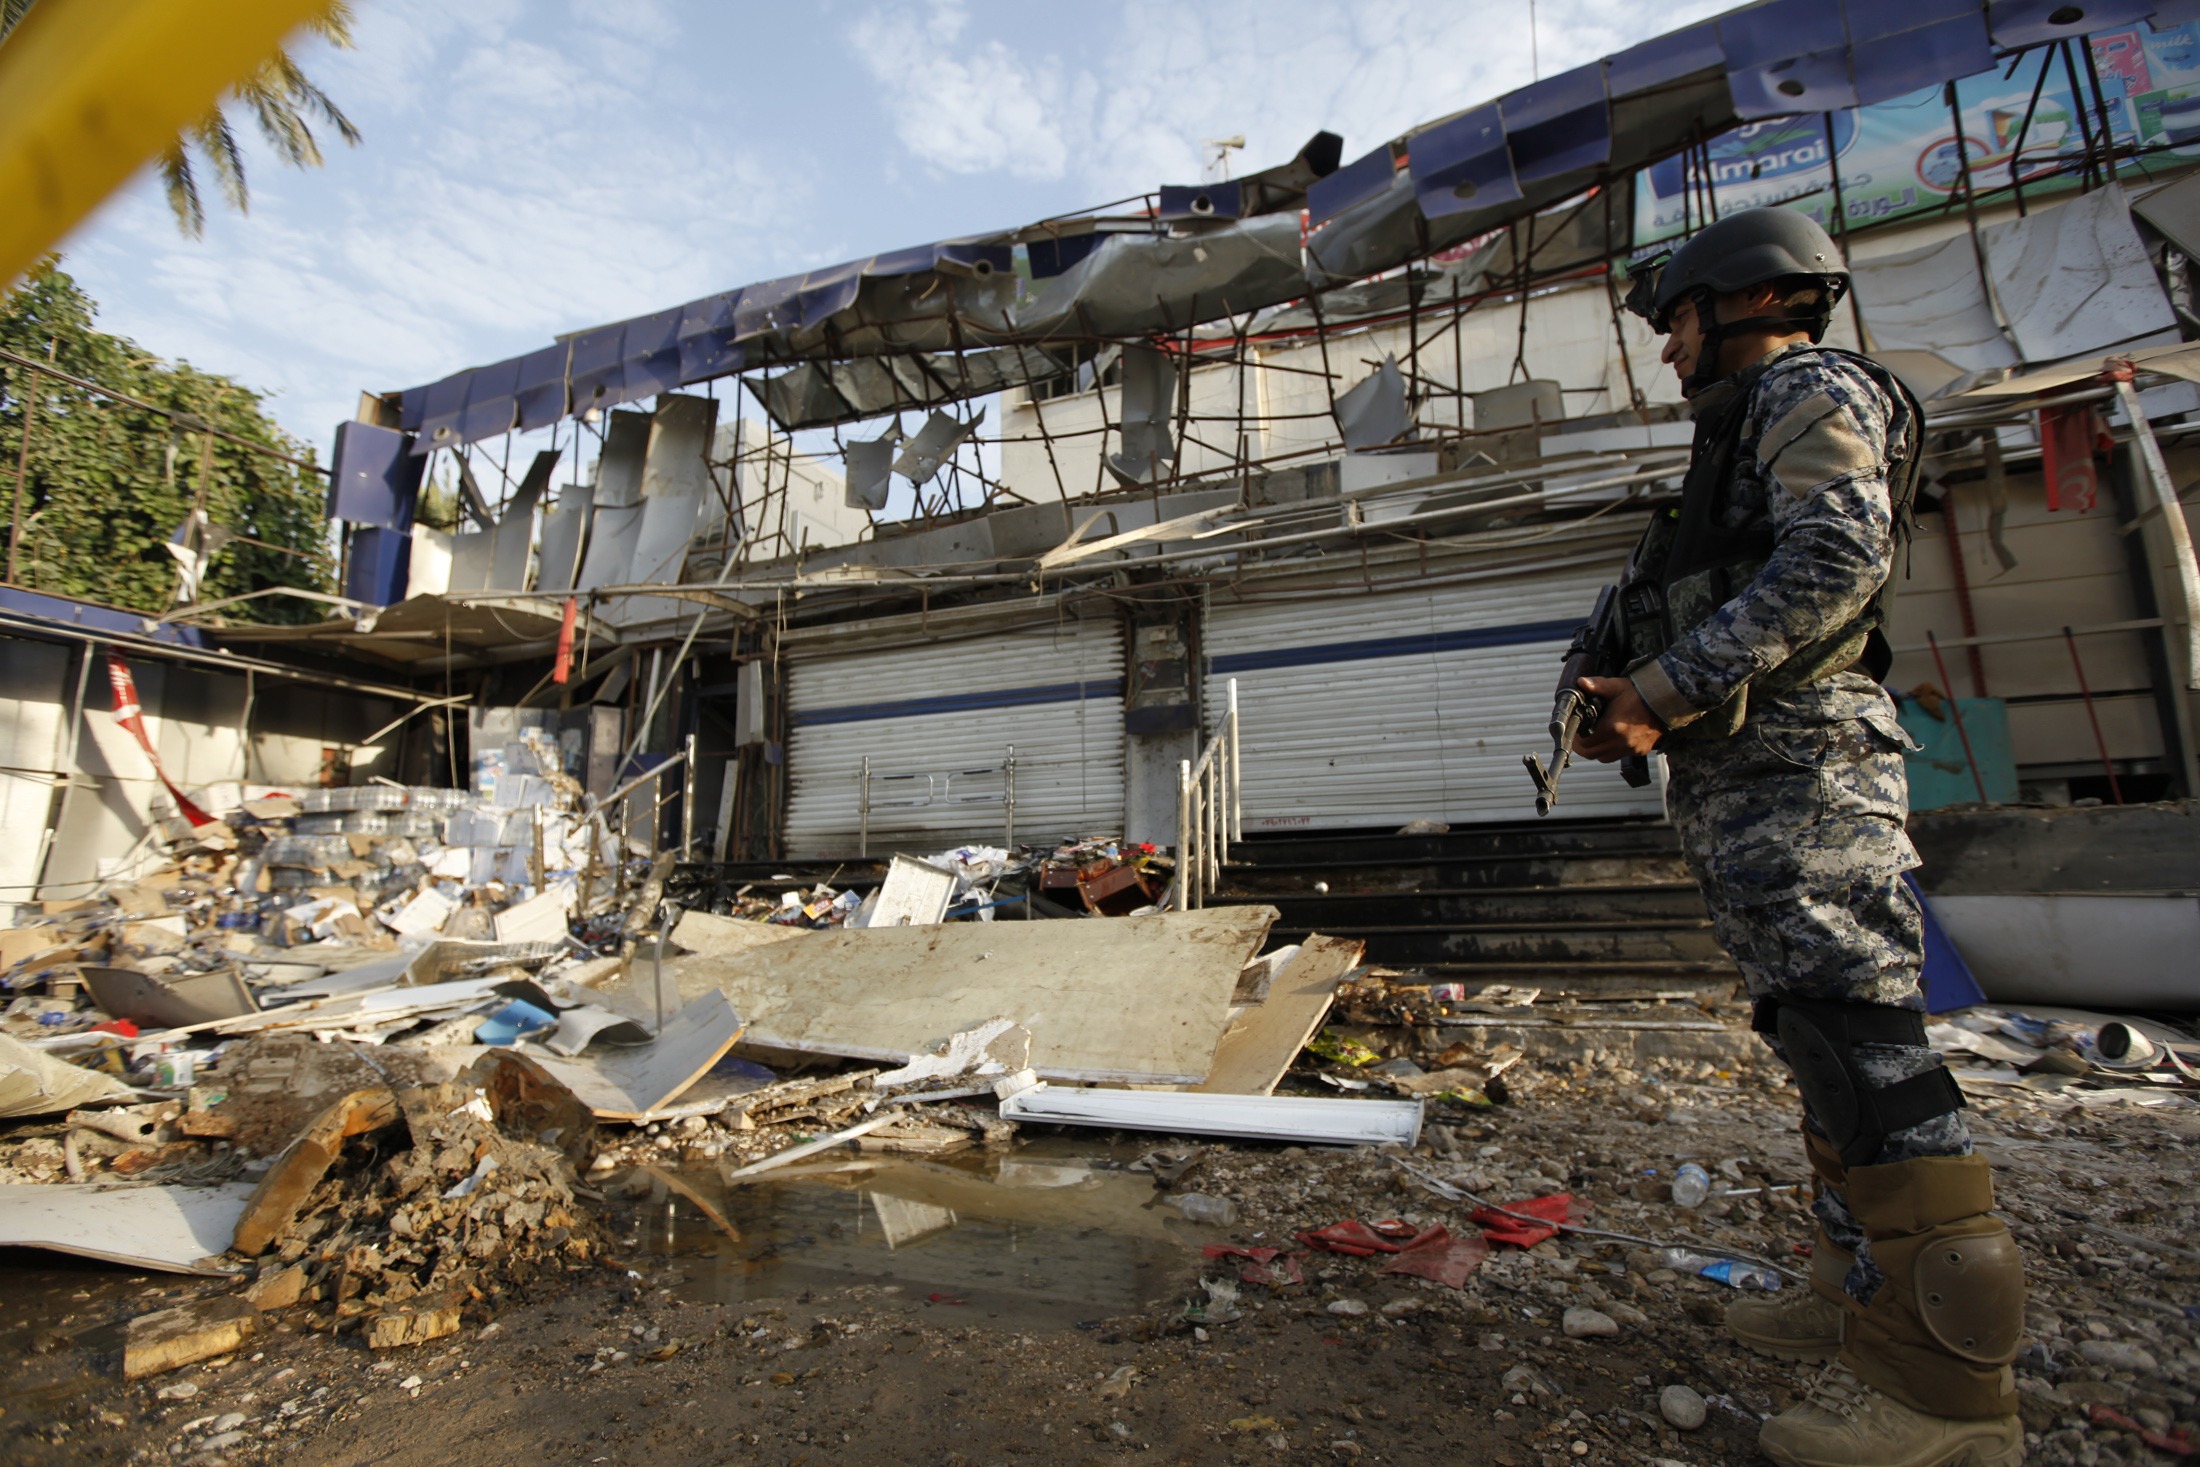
[
  {"x1": 1172, "y1": 679, "x2": 1241, "y2": 909},
  {"x1": 858, "y1": 745, "x2": 1017, "y2": 857}
]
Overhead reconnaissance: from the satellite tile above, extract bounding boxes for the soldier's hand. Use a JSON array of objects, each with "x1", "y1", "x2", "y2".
[{"x1": 1572, "y1": 676, "x2": 1664, "y2": 760}]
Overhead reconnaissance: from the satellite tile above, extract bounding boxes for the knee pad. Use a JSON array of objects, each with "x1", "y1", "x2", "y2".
[
  {"x1": 1758, "y1": 996, "x2": 1965, "y2": 1166},
  {"x1": 1842, "y1": 1154, "x2": 2025, "y2": 1420}
]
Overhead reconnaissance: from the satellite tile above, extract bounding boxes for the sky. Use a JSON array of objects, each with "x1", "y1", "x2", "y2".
[{"x1": 56, "y1": 0, "x2": 1732, "y2": 462}]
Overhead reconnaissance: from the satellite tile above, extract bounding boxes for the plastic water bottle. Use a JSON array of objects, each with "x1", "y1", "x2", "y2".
[
  {"x1": 1172, "y1": 1193, "x2": 1240, "y2": 1226},
  {"x1": 1670, "y1": 1163, "x2": 1712, "y2": 1208},
  {"x1": 1657, "y1": 1247, "x2": 1781, "y2": 1291}
]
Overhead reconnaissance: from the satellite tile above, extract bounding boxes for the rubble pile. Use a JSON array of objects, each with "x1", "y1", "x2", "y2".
[
  {"x1": 692, "y1": 838, "x2": 1174, "y2": 931},
  {"x1": 233, "y1": 1077, "x2": 600, "y2": 1350},
  {"x1": 1, "y1": 774, "x2": 2194, "y2": 1467}
]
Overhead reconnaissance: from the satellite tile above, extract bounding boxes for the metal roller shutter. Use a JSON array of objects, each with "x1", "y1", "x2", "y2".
[
  {"x1": 785, "y1": 616, "x2": 1126, "y2": 856},
  {"x1": 1203, "y1": 563, "x2": 1668, "y2": 830}
]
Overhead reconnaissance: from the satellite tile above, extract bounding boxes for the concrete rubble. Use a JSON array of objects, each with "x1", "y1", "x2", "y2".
[{"x1": 0, "y1": 783, "x2": 2194, "y2": 1467}]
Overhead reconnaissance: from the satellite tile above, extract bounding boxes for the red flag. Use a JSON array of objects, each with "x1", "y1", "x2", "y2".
[
  {"x1": 552, "y1": 596, "x2": 578, "y2": 684},
  {"x1": 104, "y1": 654, "x2": 214, "y2": 826}
]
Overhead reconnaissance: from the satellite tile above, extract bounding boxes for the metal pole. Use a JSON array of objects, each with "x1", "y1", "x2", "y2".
[
  {"x1": 1926, "y1": 631, "x2": 1993, "y2": 805},
  {"x1": 652, "y1": 903, "x2": 681, "y2": 1037},
  {"x1": 2063, "y1": 625, "x2": 2125, "y2": 804},
  {"x1": 680, "y1": 732, "x2": 697, "y2": 861},
  {"x1": 1004, "y1": 743, "x2": 1016, "y2": 849},
  {"x1": 598, "y1": 748, "x2": 687, "y2": 810},
  {"x1": 1226, "y1": 678, "x2": 1242, "y2": 843},
  {"x1": 2110, "y1": 371, "x2": 2200, "y2": 691},
  {"x1": 859, "y1": 755, "x2": 871, "y2": 858},
  {"x1": 1206, "y1": 757, "x2": 1222, "y2": 889},
  {"x1": 1177, "y1": 758, "x2": 1193, "y2": 910},
  {"x1": 1189, "y1": 760, "x2": 1204, "y2": 909}
]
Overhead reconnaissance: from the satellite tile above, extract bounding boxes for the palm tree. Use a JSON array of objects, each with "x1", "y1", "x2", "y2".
[{"x1": 0, "y1": 0, "x2": 362, "y2": 237}]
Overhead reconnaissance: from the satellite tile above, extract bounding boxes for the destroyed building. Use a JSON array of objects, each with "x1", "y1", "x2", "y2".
[{"x1": 1, "y1": 1, "x2": 2197, "y2": 1462}]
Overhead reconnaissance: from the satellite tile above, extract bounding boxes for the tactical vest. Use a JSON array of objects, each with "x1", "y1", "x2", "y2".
[{"x1": 1619, "y1": 346, "x2": 1923, "y2": 741}]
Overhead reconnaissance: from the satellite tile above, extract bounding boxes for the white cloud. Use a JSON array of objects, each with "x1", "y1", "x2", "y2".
[
  {"x1": 848, "y1": 0, "x2": 1734, "y2": 199},
  {"x1": 57, "y1": 0, "x2": 819, "y2": 447},
  {"x1": 846, "y1": 0, "x2": 1093, "y2": 181}
]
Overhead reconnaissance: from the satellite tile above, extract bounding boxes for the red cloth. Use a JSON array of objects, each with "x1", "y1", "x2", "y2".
[
  {"x1": 1294, "y1": 1219, "x2": 1417, "y2": 1256},
  {"x1": 1469, "y1": 1193, "x2": 1574, "y2": 1248},
  {"x1": 2038, "y1": 404, "x2": 2107, "y2": 513},
  {"x1": 1380, "y1": 1225, "x2": 1490, "y2": 1288},
  {"x1": 2089, "y1": 1404, "x2": 2194, "y2": 1457}
]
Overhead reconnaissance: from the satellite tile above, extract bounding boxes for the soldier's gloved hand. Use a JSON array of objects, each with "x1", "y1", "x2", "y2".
[{"x1": 1572, "y1": 675, "x2": 1664, "y2": 760}]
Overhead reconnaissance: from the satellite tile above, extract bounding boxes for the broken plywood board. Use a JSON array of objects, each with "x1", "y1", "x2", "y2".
[
  {"x1": 0, "y1": 1032, "x2": 135, "y2": 1117},
  {"x1": 508, "y1": 990, "x2": 744, "y2": 1121},
  {"x1": 0, "y1": 1182, "x2": 255, "y2": 1274},
  {"x1": 677, "y1": 905, "x2": 1278, "y2": 1085},
  {"x1": 671, "y1": 908, "x2": 807, "y2": 958},
  {"x1": 858, "y1": 855, "x2": 957, "y2": 928},
  {"x1": 1191, "y1": 934, "x2": 1366, "y2": 1096},
  {"x1": 81, "y1": 965, "x2": 258, "y2": 1029}
]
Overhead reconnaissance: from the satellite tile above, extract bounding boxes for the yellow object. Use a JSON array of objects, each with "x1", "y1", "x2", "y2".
[
  {"x1": 0, "y1": 0, "x2": 333, "y2": 288},
  {"x1": 1305, "y1": 1028, "x2": 1379, "y2": 1067}
]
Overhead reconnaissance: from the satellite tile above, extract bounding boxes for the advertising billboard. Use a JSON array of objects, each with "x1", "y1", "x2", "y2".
[{"x1": 1633, "y1": 23, "x2": 2200, "y2": 248}]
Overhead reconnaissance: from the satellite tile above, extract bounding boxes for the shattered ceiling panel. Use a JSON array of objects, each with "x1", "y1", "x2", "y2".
[
  {"x1": 756, "y1": 345, "x2": 1069, "y2": 433},
  {"x1": 893, "y1": 409, "x2": 984, "y2": 487},
  {"x1": 1336, "y1": 356, "x2": 1411, "y2": 451},
  {"x1": 1849, "y1": 234, "x2": 2021, "y2": 377},
  {"x1": 385, "y1": 0, "x2": 2084, "y2": 458},
  {"x1": 844, "y1": 433, "x2": 897, "y2": 512},
  {"x1": 1107, "y1": 346, "x2": 1181, "y2": 487},
  {"x1": 1982, "y1": 183, "x2": 2177, "y2": 364}
]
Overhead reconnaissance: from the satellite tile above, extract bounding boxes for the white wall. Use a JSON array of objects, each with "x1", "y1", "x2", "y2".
[{"x1": 713, "y1": 418, "x2": 868, "y2": 556}]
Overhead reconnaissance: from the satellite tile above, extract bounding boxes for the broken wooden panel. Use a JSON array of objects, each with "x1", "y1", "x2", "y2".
[
  {"x1": 859, "y1": 854, "x2": 957, "y2": 928},
  {"x1": 672, "y1": 908, "x2": 806, "y2": 957},
  {"x1": 0, "y1": 1181, "x2": 254, "y2": 1274},
  {"x1": 677, "y1": 905, "x2": 1277, "y2": 1085},
  {"x1": 0, "y1": 1031, "x2": 135, "y2": 1117},
  {"x1": 231, "y1": 1087, "x2": 402, "y2": 1257},
  {"x1": 80, "y1": 965, "x2": 257, "y2": 1029},
  {"x1": 1192, "y1": 934, "x2": 1366, "y2": 1096},
  {"x1": 501, "y1": 990, "x2": 744, "y2": 1121}
]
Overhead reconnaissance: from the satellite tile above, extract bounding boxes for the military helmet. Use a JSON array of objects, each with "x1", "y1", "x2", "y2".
[{"x1": 1627, "y1": 208, "x2": 1850, "y2": 332}]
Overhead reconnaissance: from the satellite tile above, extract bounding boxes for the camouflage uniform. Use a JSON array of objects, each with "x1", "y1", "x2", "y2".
[{"x1": 1628, "y1": 343, "x2": 1969, "y2": 1306}]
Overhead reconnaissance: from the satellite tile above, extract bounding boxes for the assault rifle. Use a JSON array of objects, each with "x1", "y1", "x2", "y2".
[{"x1": 1523, "y1": 584, "x2": 1652, "y2": 816}]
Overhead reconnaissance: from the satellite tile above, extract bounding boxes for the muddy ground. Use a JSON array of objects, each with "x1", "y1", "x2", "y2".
[{"x1": 4, "y1": 1044, "x2": 2197, "y2": 1467}]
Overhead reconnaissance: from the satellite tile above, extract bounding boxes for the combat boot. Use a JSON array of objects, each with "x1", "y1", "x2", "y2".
[
  {"x1": 1727, "y1": 1234, "x2": 1850, "y2": 1361},
  {"x1": 1758, "y1": 1361, "x2": 2022, "y2": 1467}
]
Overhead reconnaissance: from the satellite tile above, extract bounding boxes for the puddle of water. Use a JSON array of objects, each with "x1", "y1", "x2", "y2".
[{"x1": 630, "y1": 1140, "x2": 1216, "y2": 1329}]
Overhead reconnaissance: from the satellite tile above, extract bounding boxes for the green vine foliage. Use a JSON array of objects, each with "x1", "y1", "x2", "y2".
[{"x1": 0, "y1": 261, "x2": 334, "y2": 623}]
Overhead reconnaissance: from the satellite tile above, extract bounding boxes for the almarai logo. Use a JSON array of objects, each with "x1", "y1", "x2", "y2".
[{"x1": 1645, "y1": 115, "x2": 1859, "y2": 200}]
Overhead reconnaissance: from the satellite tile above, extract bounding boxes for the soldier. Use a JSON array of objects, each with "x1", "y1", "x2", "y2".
[{"x1": 1572, "y1": 208, "x2": 2025, "y2": 1467}]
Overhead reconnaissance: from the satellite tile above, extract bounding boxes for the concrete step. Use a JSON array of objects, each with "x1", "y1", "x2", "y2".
[
  {"x1": 1220, "y1": 852, "x2": 1694, "y2": 895},
  {"x1": 1256, "y1": 921, "x2": 1729, "y2": 967},
  {"x1": 1226, "y1": 819, "x2": 1681, "y2": 868},
  {"x1": 1217, "y1": 884, "x2": 1709, "y2": 928}
]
